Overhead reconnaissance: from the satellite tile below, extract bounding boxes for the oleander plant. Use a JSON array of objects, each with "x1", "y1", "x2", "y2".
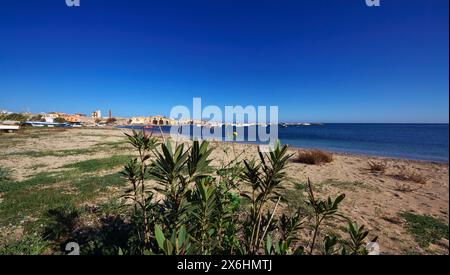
[{"x1": 117, "y1": 130, "x2": 376, "y2": 255}]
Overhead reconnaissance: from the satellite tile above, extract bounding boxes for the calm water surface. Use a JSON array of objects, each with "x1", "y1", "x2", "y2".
[{"x1": 119, "y1": 123, "x2": 449, "y2": 162}]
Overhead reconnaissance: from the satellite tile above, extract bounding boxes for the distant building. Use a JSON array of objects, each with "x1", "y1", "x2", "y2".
[
  {"x1": 42, "y1": 112, "x2": 60, "y2": 123},
  {"x1": 130, "y1": 115, "x2": 174, "y2": 125},
  {"x1": 0, "y1": 110, "x2": 12, "y2": 115},
  {"x1": 63, "y1": 114, "x2": 83, "y2": 123},
  {"x1": 91, "y1": 110, "x2": 102, "y2": 118},
  {"x1": 45, "y1": 112, "x2": 60, "y2": 118},
  {"x1": 150, "y1": 115, "x2": 173, "y2": 125},
  {"x1": 130, "y1": 116, "x2": 147, "y2": 124}
]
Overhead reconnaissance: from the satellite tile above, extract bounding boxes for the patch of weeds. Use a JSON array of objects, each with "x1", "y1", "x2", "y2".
[
  {"x1": 0, "y1": 186, "x2": 78, "y2": 227},
  {"x1": 0, "y1": 171, "x2": 65, "y2": 193},
  {"x1": 237, "y1": 195, "x2": 252, "y2": 210},
  {"x1": 293, "y1": 181, "x2": 307, "y2": 191},
  {"x1": 322, "y1": 179, "x2": 376, "y2": 191},
  {"x1": 279, "y1": 188, "x2": 313, "y2": 215},
  {"x1": 392, "y1": 166, "x2": 427, "y2": 185},
  {"x1": 0, "y1": 172, "x2": 125, "y2": 228},
  {"x1": 338, "y1": 225, "x2": 348, "y2": 233},
  {"x1": 394, "y1": 182, "x2": 425, "y2": 193},
  {"x1": 95, "y1": 141, "x2": 129, "y2": 149},
  {"x1": 76, "y1": 133, "x2": 116, "y2": 137},
  {"x1": 43, "y1": 206, "x2": 80, "y2": 241},
  {"x1": 368, "y1": 161, "x2": 387, "y2": 175},
  {"x1": 399, "y1": 212, "x2": 449, "y2": 249},
  {"x1": 62, "y1": 155, "x2": 132, "y2": 173},
  {"x1": 39, "y1": 202, "x2": 136, "y2": 255},
  {"x1": 79, "y1": 215, "x2": 137, "y2": 255},
  {"x1": 29, "y1": 163, "x2": 47, "y2": 170},
  {"x1": 0, "y1": 167, "x2": 12, "y2": 182},
  {"x1": 8, "y1": 148, "x2": 98, "y2": 158},
  {"x1": 97, "y1": 199, "x2": 126, "y2": 216},
  {"x1": 402, "y1": 248, "x2": 423, "y2": 255},
  {"x1": 0, "y1": 136, "x2": 23, "y2": 147},
  {"x1": 0, "y1": 233, "x2": 50, "y2": 255},
  {"x1": 73, "y1": 173, "x2": 127, "y2": 199},
  {"x1": 7, "y1": 142, "x2": 131, "y2": 158}
]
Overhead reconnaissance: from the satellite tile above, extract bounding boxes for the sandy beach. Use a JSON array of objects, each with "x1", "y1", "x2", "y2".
[{"x1": 0, "y1": 127, "x2": 448, "y2": 255}]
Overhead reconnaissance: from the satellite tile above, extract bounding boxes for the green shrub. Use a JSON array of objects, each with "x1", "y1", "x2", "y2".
[
  {"x1": 0, "y1": 113, "x2": 28, "y2": 122},
  {"x1": 117, "y1": 130, "x2": 374, "y2": 255}
]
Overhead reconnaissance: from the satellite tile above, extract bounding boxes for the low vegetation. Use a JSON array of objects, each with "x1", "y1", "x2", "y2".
[
  {"x1": 62, "y1": 155, "x2": 133, "y2": 173},
  {"x1": 322, "y1": 179, "x2": 376, "y2": 191},
  {"x1": 0, "y1": 167, "x2": 11, "y2": 183},
  {"x1": 53, "y1": 117, "x2": 66, "y2": 123},
  {"x1": 103, "y1": 130, "x2": 372, "y2": 255},
  {"x1": 0, "y1": 172, "x2": 126, "y2": 227},
  {"x1": 394, "y1": 182, "x2": 425, "y2": 193},
  {"x1": 5, "y1": 148, "x2": 98, "y2": 158},
  {"x1": 393, "y1": 166, "x2": 427, "y2": 185},
  {"x1": 392, "y1": 166, "x2": 427, "y2": 193},
  {"x1": 30, "y1": 114, "x2": 44, "y2": 122},
  {"x1": 106, "y1": 117, "x2": 117, "y2": 124},
  {"x1": 0, "y1": 233, "x2": 50, "y2": 255},
  {"x1": 399, "y1": 212, "x2": 449, "y2": 250},
  {"x1": 0, "y1": 130, "x2": 381, "y2": 255},
  {"x1": 368, "y1": 161, "x2": 387, "y2": 175},
  {"x1": 0, "y1": 113, "x2": 28, "y2": 122},
  {"x1": 2, "y1": 128, "x2": 446, "y2": 255},
  {"x1": 295, "y1": 149, "x2": 333, "y2": 165}
]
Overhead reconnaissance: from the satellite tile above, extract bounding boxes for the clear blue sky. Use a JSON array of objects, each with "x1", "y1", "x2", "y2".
[{"x1": 0, "y1": 0, "x2": 448, "y2": 123}]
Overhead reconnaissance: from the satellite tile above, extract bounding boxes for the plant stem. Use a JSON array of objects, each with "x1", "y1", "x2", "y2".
[
  {"x1": 309, "y1": 215, "x2": 324, "y2": 255},
  {"x1": 259, "y1": 196, "x2": 281, "y2": 247}
]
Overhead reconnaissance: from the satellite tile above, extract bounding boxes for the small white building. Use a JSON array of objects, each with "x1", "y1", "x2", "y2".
[
  {"x1": 44, "y1": 117, "x2": 54, "y2": 123},
  {"x1": 91, "y1": 110, "x2": 102, "y2": 118}
]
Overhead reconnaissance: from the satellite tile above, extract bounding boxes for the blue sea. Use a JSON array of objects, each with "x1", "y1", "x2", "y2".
[{"x1": 119, "y1": 124, "x2": 449, "y2": 162}]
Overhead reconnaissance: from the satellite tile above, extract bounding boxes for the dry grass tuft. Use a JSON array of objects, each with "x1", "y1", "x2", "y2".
[
  {"x1": 393, "y1": 166, "x2": 427, "y2": 192},
  {"x1": 394, "y1": 182, "x2": 424, "y2": 193},
  {"x1": 368, "y1": 161, "x2": 387, "y2": 175},
  {"x1": 295, "y1": 149, "x2": 333, "y2": 165},
  {"x1": 393, "y1": 168, "x2": 427, "y2": 185}
]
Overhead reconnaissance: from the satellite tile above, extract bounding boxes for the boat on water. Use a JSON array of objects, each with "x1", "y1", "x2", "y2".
[
  {"x1": 280, "y1": 122, "x2": 322, "y2": 127},
  {"x1": 25, "y1": 121, "x2": 71, "y2": 127}
]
